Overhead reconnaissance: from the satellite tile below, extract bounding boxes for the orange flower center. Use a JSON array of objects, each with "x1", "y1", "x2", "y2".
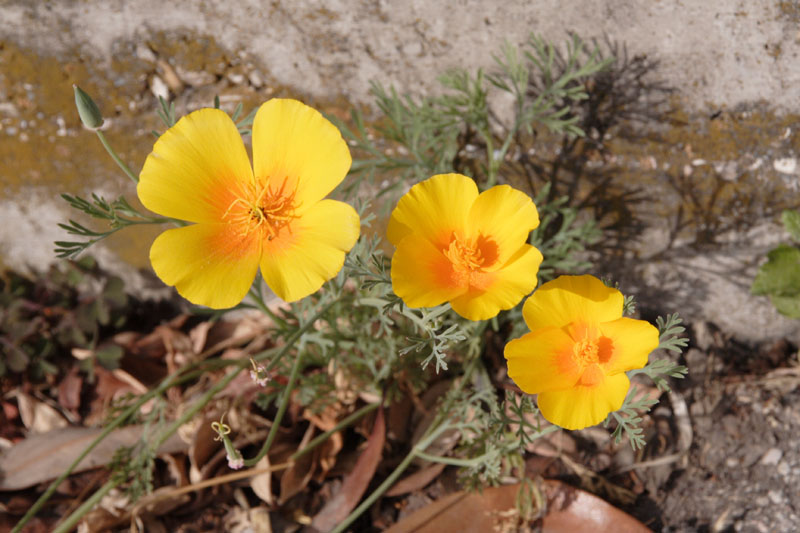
[
  {"x1": 223, "y1": 178, "x2": 298, "y2": 240},
  {"x1": 571, "y1": 331, "x2": 613, "y2": 387},
  {"x1": 443, "y1": 233, "x2": 499, "y2": 272}
]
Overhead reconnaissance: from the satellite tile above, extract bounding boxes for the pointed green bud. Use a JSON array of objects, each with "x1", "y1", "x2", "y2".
[{"x1": 73, "y1": 85, "x2": 104, "y2": 129}]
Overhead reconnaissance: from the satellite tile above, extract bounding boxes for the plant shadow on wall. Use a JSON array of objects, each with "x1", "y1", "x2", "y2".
[
  {"x1": 342, "y1": 34, "x2": 681, "y2": 272},
  {"x1": 350, "y1": 31, "x2": 800, "y2": 324}
]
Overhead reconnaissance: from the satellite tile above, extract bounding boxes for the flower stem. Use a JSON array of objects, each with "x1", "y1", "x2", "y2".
[
  {"x1": 51, "y1": 477, "x2": 120, "y2": 533},
  {"x1": 242, "y1": 298, "x2": 337, "y2": 466},
  {"x1": 95, "y1": 129, "x2": 139, "y2": 184},
  {"x1": 11, "y1": 370, "x2": 186, "y2": 533},
  {"x1": 329, "y1": 444, "x2": 418, "y2": 533},
  {"x1": 243, "y1": 348, "x2": 305, "y2": 467}
]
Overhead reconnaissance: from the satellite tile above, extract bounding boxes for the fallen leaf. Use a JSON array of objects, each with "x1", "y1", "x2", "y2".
[
  {"x1": 279, "y1": 423, "x2": 316, "y2": 504},
  {"x1": 57, "y1": 366, "x2": 83, "y2": 414},
  {"x1": 527, "y1": 426, "x2": 576, "y2": 457},
  {"x1": 14, "y1": 391, "x2": 68, "y2": 433},
  {"x1": 542, "y1": 480, "x2": 649, "y2": 532},
  {"x1": 0, "y1": 425, "x2": 187, "y2": 490},
  {"x1": 250, "y1": 454, "x2": 274, "y2": 505},
  {"x1": 189, "y1": 320, "x2": 213, "y2": 354},
  {"x1": 310, "y1": 408, "x2": 385, "y2": 532},
  {"x1": 188, "y1": 415, "x2": 223, "y2": 483},
  {"x1": 385, "y1": 463, "x2": 445, "y2": 498},
  {"x1": 384, "y1": 480, "x2": 650, "y2": 533}
]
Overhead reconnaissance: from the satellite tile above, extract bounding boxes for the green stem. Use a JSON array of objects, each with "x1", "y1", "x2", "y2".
[
  {"x1": 14, "y1": 351, "x2": 276, "y2": 533},
  {"x1": 290, "y1": 402, "x2": 380, "y2": 462},
  {"x1": 95, "y1": 130, "x2": 138, "y2": 184},
  {"x1": 330, "y1": 444, "x2": 419, "y2": 533},
  {"x1": 248, "y1": 285, "x2": 288, "y2": 330},
  {"x1": 241, "y1": 298, "x2": 337, "y2": 466},
  {"x1": 244, "y1": 348, "x2": 305, "y2": 467},
  {"x1": 414, "y1": 451, "x2": 487, "y2": 468},
  {"x1": 51, "y1": 478, "x2": 120, "y2": 533},
  {"x1": 41, "y1": 297, "x2": 329, "y2": 529},
  {"x1": 11, "y1": 370, "x2": 182, "y2": 533},
  {"x1": 331, "y1": 399, "x2": 455, "y2": 532},
  {"x1": 155, "y1": 365, "x2": 247, "y2": 449}
]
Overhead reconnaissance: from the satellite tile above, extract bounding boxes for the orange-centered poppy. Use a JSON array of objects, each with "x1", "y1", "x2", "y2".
[
  {"x1": 504, "y1": 275, "x2": 659, "y2": 430},
  {"x1": 137, "y1": 99, "x2": 360, "y2": 308},
  {"x1": 388, "y1": 173, "x2": 543, "y2": 321}
]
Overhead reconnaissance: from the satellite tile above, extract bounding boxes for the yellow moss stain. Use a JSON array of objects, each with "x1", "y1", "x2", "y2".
[{"x1": 0, "y1": 30, "x2": 360, "y2": 272}]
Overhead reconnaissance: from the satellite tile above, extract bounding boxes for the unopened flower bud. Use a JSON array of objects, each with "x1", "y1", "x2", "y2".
[{"x1": 73, "y1": 85, "x2": 104, "y2": 129}]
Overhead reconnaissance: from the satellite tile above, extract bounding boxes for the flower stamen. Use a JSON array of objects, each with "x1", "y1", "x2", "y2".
[
  {"x1": 223, "y1": 177, "x2": 299, "y2": 240},
  {"x1": 444, "y1": 234, "x2": 485, "y2": 272}
]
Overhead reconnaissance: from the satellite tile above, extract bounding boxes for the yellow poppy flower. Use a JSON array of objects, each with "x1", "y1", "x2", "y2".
[
  {"x1": 137, "y1": 99, "x2": 360, "y2": 308},
  {"x1": 504, "y1": 275, "x2": 659, "y2": 430},
  {"x1": 388, "y1": 173, "x2": 543, "y2": 321}
]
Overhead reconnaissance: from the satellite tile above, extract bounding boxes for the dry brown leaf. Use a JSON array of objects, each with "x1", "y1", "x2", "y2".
[
  {"x1": 14, "y1": 391, "x2": 68, "y2": 433},
  {"x1": 85, "y1": 367, "x2": 144, "y2": 425},
  {"x1": 110, "y1": 368, "x2": 148, "y2": 395},
  {"x1": 385, "y1": 463, "x2": 445, "y2": 498},
  {"x1": 527, "y1": 427, "x2": 576, "y2": 457},
  {"x1": 188, "y1": 415, "x2": 223, "y2": 483},
  {"x1": 250, "y1": 454, "x2": 274, "y2": 505},
  {"x1": 278, "y1": 423, "x2": 316, "y2": 504},
  {"x1": 310, "y1": 409, "x2": 385, "y2": 532},
  {"x1": 189, "y1": 320, "x2": 214, "y2": 354},
  {"x1": 386, "y1": 395, "x2": 413, "y2": 442},
  {"x1": 0, "y1": 426, "x2": 187, "y2": 490},
  {"x1": 384, "y1": 480, "x2": 650, "y2": 533},
  {"x1": 57, "y1": 366, "x2": 83, "y2": 414},
  {"x1": 314, "y1": 429, "x2": 343, "y2": 483},
  {"x1": 542, "y1": 480, "x2": 649, "y2": 532}
]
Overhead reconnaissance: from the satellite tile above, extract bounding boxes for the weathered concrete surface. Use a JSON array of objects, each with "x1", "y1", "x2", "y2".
[
  {"x1": 2, "y1": 0, "x2": 799, "y2": 109},
  {"x1": 1, "y1": 0, "x2": 800, "y2": 342}
]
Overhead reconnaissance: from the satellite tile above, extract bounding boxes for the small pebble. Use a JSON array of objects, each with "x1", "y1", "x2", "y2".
[
  {"x1": 227, "y1": 72, "x2": 245, "y2": 85},
  {"x1": 773, "y1": 157, "x2": 797, "y2": 174},
  {"x1": 759, "y1": 447, "x2": 783, "y2": 465},
  {"x1": 248, "y1": 70, "x2": 264, "y2": 87},
  {"x1": 767, "y1": 490, "x2": 783, "y2": 504},
  {"x1": 777, "y1": 461, "x2": 790, "y2": 476}
]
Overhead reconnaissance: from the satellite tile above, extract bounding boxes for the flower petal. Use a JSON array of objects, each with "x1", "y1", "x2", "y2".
[
  {"x1": 467, "y1": 185, "x2": 539, "y2": 270},
  {"x1": 138, "y1": 108, "x2": 254, "y2": 223},
  {"x1": 390, "y1": 233, "x2": 467, "y2": 309},
  {"x1": 259, "y1": 199, "x2": 359, "y2": 302},
  {"x1": 599, "y1": 317, "x2": 659, "y2": 375},
  {"x1": 387, "y1": 173, "x2": 478, "y2": 249},
  {"x1": 504, "y1": 325, "x2": 581, "y2": 393},
  {"x1": 537, "y1": 372, "x2": 630, "y2": 430},
  {"x1": 252, "y1": 99, "x2": 351, "y2": 213},
  {"x1": 149, "y1": 223, "x2": 260, "y2": 309},
  {"x1": 449, "y1": 244, "x2": 543, "y2": 321},
  {"x1": 522, "y1": 275, "x2": 623, "y2": 331}
]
